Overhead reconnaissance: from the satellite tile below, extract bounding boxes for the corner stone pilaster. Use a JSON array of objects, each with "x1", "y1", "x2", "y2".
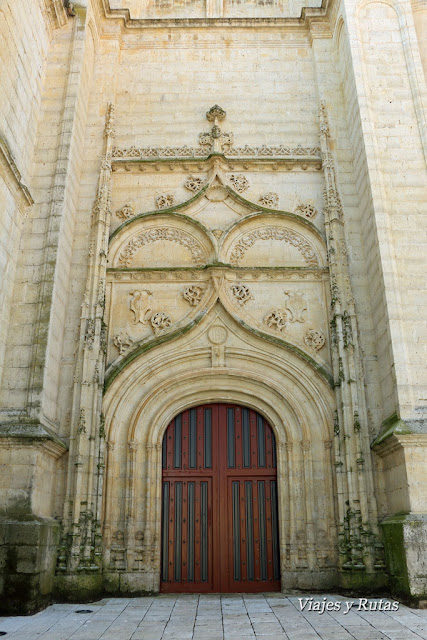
[{"x1": 373, "y1": 429, "x2": 427, "y2": 602}]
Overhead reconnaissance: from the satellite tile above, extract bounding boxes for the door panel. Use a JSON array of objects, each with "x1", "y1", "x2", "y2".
[{"x1": 161, "y1": 404, "x2": 280, "y2": 592}]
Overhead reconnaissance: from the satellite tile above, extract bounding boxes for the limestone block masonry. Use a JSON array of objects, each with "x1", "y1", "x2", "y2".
[{"x1": 0, "y1": 0, "x2": 426, "y2": 614}]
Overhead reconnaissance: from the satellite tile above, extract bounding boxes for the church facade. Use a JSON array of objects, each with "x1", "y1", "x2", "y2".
[{"x1": 0, "y1": 0, "x2": 426, "y2": 614}]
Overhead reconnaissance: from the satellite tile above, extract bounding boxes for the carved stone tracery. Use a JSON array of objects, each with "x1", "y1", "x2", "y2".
[
  {"x1": 117, "y1": 229, "x2": 206, "y2": 267},
  {"x1": 229, "y1": 227, "x2": 319, "y2": 267}
]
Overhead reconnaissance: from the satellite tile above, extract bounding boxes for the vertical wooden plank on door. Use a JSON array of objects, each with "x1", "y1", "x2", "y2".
[
  {"x1": 271, "y1": 479, "x2": 280, "y2": 580},
  {"x1": 161, "y1": 481, "x2": 169, "y2": 582},
  {"x1": 245, "y1": 480, "x2": 255, "y2": 582},
  {"x1": 187, "y1": 481, "x2": 195, "y2": 582},
  {"x1": 242, "y1": 408, "x2": 251, "y2": 469},
  {"x1": 200, "y1": 480, "x2": 209, "y2": 583},
  {"x1": 232, "y1": 480, "x2": 241, "y2": 582},
  {"x1": 258, "y1": 480, "x2": 268, "y2": 581},
  {"x1": 265, "y1": 479, "x2": 274, "y2": 584},
  {"x1": 189, "y1": 409, "x2": 197, "y2": 469},
  {"x1": 174, "y1": 415, "x2": 182, "y2": 469},
  {"x1": 174, "y1": 481, "x2": 182, "y2": 582}
]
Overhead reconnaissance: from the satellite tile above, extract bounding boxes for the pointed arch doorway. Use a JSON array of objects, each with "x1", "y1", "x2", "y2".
[{"x1": 160, "y1": 403, "x2": 281, "y2": 593}]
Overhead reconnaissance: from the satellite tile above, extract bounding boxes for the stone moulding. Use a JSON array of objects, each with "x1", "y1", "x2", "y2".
[
  {"x1": 0, "y1": 134, "x2": 33, "y2": 209},
  {"x1": 99, "y1": 0, "x2": 332, "y2": 30},
  {"x1": 111, "y1": 144, "x2": 321, "y2": 161},
  {"x1": 0, "y1": 422, "x2": 68, "y2": 458}
]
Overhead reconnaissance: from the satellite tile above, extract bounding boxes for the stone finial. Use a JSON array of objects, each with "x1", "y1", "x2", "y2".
[{"x1": 206, "y1": 105, "x2": 226, "y2": 122}]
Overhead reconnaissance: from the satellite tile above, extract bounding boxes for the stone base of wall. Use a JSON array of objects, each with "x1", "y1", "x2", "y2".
[
  {"x1": 55, "y1": 573, "x2": 104, "y2": 604},
  {"x1": 382, "y1": 513, "x2": 427, "y2": 604},
  {"x1": 339, "y1": 569, "x2": 387, "y2": 592},
  {"x1": 281, "y1": 569, "x2": 338, "y2": 591},
  {"x1": 0, "y1": 517, "x2": 60, "y2": 615}
]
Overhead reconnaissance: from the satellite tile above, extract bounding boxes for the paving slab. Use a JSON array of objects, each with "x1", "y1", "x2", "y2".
[{"x1": 1, "y1": 594, "x2": 427, "y2": 640}]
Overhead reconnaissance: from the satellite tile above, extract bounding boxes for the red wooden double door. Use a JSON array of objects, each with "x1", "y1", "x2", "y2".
[{"x1": 161, "y1": 403, "x2": 281, "y2": 592}]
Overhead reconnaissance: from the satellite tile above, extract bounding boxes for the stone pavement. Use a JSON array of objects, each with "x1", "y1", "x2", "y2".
[{"x1": 1, "y1": 594, "x2": 427, "y2": 640}]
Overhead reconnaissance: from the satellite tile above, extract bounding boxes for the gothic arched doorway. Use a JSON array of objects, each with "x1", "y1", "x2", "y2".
[{"x1": 160, "y1": 403, "x2": 281, "y2": 592}]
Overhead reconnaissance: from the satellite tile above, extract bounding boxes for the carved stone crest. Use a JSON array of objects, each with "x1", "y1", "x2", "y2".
[
  {"x1": 130, "y1": 290, "x2": 153, "y2": 325},
  {"x1": 113, "y1": 332, "x2": 134, "y2": 355},
  {"x1": 265, "y1": 310, "x2": 287, "y2": 332},
  {"x1": 205, "y1": 184, "x2": 228, "y2": 202},
  {"x1": 284, "y1": 291, "x2": 307, "y2": 323}
]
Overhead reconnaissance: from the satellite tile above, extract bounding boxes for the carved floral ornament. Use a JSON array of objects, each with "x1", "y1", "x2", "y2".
[
  {"x1": 259, "y1": 192, "x2": 279, "y2": 209},
  {"x1": 184, "y1": 176, "x2": 204, "y2": 192},
  {"x1": 182, "y1": 285, "x2": 205, "y2": 306},
  {"x1": 116, "y1": 228, "x2": 206, "y2": 268},
  {"x1": 295, "y1": 203, "x2": 318, "y2": 219},
  {"x1": 229, "y1": 174, "x2": 249, "y2": 193},
  {"x1": 116, "y1": 203, "x2": 135, "y2": 221},
  {"x1": 155, "y1": 193, "x2": 175, "y2": 210},
  {"x1": 304, "y1": 329, "x2": 326, "y2": 352},
  {"x1": 229, "y1": 227, "x2": 319, "y2": 267},
  {"x1": 230, "y1": 284, "x2": 253, "y2": 306}
]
